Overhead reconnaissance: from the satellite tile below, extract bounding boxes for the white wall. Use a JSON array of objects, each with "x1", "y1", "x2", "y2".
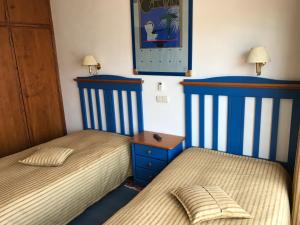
[{"x1": 50, "y1": 0, "x2": 300, "y2": 136}]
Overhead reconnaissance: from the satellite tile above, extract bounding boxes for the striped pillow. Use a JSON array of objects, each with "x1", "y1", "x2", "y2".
[
  {"x1": 171, "y1": 186, "x2": 252, "y2": 224},
  {"x1": 19, "y1": 147, "x2": 74, "y2": 167}
]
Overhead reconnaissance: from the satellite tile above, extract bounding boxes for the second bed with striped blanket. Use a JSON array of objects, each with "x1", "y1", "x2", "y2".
[{"x1": 105, "y1": 148, "x2": 291, "y2": 225}]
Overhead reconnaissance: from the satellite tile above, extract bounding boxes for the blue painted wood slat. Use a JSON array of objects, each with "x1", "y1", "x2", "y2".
[
  {"x1": 270, "y1": 99, "x2": 280, "y2": 161},
  {"x1": 103, "y1": 90, "x2": 116, "y2": 132},
  {"x1": 87, "y1": 89, "x2": 95, "y2": 129},
  {"x1": 288, "y1": 100, "x2": 300, "y2": 173},
  {"x1": 185, "y1": 94, "x2": 192, "y2": 148},
  {"x1": 227, "y1": 97, "x2": 245, "y2": 155},
  {"x1": 95, "y1": 89, "x2": 103, "y2": 130},
  {"x1": 79, "y1": 88, "x2": 88, "y2": 129},
  {"x1": 118, "y1": 90, "x2": 125, "y2": 135},
  {"x1": 199, "y1": 95, "x2": 205, "y2": 148},
  {"x1": 127, "y1": 91, "x2": 134, "y2": 136},
  {"x1": 212, "y1": 95, "x2": 219, "y2": 150},
  {"x1": 136, "y1": 91, "x2": 144, "y2": 133},
  {"x1": 253, "y1": 97, "x2": 262, "y2": 158}
]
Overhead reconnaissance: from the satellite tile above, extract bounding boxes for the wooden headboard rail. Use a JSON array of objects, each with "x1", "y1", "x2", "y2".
[
  {"x1": 180, "y1": 81, "x2": 300, "y2": 90},
  {"x1": 181, "y1": 76, "x2": 300, "y2": 173},
  {"x1": 75, "y1": 75, "x2": 144, "y2": 136},
  {"x1": 74, "y1": 78, "x2": 144, "y2": 85}
]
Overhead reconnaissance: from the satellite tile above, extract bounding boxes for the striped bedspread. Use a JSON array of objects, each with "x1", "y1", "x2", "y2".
[
  {"x1": 105, "y1": 148, "x2": 291, "y2": 225},
  {"x1": 0, "y1": 130, "x2": 131, "y2": 225}
]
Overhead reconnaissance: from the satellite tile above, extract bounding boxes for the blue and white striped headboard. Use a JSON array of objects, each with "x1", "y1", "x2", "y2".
[
  {"x1": 181, "y1": 76, "x2": 300, "y2": 172},
  {"x1": 75, "y1": 75, "x2": 144, "y2": 136}
]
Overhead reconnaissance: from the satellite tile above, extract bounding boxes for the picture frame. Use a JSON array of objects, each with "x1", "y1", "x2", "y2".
[{"x1": 130, "y1": 0, "x2": 193, "y2": 76}]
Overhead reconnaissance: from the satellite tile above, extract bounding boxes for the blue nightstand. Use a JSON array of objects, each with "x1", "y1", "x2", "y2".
[{"x1": 131, "y1": 131, "x2": 184, "y2": 187}]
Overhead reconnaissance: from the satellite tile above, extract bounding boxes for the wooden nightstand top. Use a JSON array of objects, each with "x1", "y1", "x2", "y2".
[{"x1": 131, "y1": 131, "x2": 185, "y2": 150}]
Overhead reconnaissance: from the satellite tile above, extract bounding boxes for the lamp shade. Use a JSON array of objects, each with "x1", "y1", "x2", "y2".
[
  {"x1": 82, "y1": 55, "x2": 98, "y2": 66},
  {"x1": 247, "y1": 47, "x2": 271, "y2": 64}
]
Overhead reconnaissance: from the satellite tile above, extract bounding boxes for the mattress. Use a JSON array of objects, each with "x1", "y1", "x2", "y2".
[
  {"x1": 105, "y1": 148, "x2": 291, "y2": 225},
  {"x1": 0, "y1": 130, "x2": 131, "y2": 225}
]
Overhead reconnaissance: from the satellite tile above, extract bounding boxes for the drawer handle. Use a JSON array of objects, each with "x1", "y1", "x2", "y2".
[
  {"x1": 148, "y1": 162, "x2": 152, "y2": 168},
  {"x1": 147, "y1": 150, "x2": 152, "y2": 155}
]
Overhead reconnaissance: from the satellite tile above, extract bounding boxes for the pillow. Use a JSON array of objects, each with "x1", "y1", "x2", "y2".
[
  {"x1": 19, "y1": 147, "x2": 74, "y2": 167},
  {"x1": 171, "y1": 186, "x2": 252, "y2": 224}
]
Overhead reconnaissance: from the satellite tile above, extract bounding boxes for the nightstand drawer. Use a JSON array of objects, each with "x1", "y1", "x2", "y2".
[
  {"x1": 136, "y1": 155, "x2": 167, "y2": 171},
  {"x1": 135, "y1": 167, "x2": 160, "y2": 181},
  {"x1": 135, "y1": 144, "x2": 167, "y2": 161}
]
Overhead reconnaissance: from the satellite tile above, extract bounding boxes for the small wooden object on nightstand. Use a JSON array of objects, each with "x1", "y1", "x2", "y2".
[{"x1": 131, "y1": 131, "x2": 185, "y2": 187}]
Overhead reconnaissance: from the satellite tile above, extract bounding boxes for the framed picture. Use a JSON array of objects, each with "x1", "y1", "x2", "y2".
[{"x1": 131, "y1": 0, "x2": 193, "y2": 76}]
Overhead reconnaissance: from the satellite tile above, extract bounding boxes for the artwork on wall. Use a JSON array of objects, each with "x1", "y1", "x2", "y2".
[{"x1": 131, "y1": 0, "x2": 193, "y2": 76}]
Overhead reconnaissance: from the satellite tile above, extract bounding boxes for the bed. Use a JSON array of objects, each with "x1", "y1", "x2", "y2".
[
  {"x1": 105, "y1": 76, "x2": 300, "y2": 225},
  {"x1": 0, "y1": 75, "x2": 144, "y2": 225},
  {"x1": 105, "y1": 148, "x2": 290, "y2": 225}
]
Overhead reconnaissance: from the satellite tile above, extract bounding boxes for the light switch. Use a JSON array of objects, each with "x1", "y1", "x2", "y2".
[{"x1": 156, "y1": 96, "x2": 169, "y2": 103}]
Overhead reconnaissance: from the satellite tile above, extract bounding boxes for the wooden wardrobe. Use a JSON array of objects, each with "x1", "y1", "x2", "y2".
[{"x1": 0, "y1": 0, "x2": 66, "y2": 157}]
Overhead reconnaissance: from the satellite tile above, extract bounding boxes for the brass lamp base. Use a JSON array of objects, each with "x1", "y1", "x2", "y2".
[
  {"x1": 96, "y1": 63, "x2": 101, "y2": 70},
  {"x1": 256, "y1": 63, "x2": 266, "y2": 76},
  {"x1": 88, "y1": 63, "x2": 101, "y2": 75}
]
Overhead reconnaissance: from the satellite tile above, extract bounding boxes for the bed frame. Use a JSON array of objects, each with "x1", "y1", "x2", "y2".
[
  {"x1": 181, "y1": 76, "x2": 300, "y2": 173},
  {"x1": 75, "y1": 75, "x2": 144, "y2": 136}
]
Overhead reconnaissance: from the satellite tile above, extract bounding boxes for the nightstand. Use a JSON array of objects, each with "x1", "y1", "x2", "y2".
[{"x1": 131, "y1": 131, "x2": 185, "y2": 187}]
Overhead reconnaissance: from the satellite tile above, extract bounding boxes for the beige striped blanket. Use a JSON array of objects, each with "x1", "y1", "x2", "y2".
[
  {"x1": 0, "y1": 130, "x2": 131, "y2": 225},
  {"x1": 105, "y1": 148, "x2": 291, "y2": 225}
]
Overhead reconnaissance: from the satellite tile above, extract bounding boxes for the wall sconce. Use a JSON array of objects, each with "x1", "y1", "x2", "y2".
[
  {"x1": 82, "y1": 55, "x2": 101, "y2": 75},
  {"x1": 247, "y1": 47, "x2": 270, "y2": 76}
]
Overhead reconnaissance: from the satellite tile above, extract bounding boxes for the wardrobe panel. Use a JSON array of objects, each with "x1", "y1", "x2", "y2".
[
  {"x1": 0, "y1": 0, "x2": 5, "y2": 22},
  {"x1": 7, "y1": 0, "x2": 50, "y2": 24},
  {"x1": 0, "y1": 27, "x2": 30, "y2": 157},
  {"x1": 12, "y1": 27, "x2": 65, "y2": 145}
]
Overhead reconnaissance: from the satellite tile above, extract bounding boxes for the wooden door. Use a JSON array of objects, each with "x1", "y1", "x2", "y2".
[
  {"x1": 0, "y1": 0, "x2": 6, "y2": 22},
  {"x1": 0, "y1": 27, "x2": 30, "y2": 157},
  {"x1": 7, "y1": 0, "x2": 50, "y2": 24},
  {"x1": 12, "y1": 27, "x2": 65, "y2": 145}
]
